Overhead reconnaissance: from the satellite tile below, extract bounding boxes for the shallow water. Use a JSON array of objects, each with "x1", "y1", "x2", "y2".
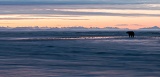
[{"x1": 0, "y1": 31, "x2": 159, "y2": 77}]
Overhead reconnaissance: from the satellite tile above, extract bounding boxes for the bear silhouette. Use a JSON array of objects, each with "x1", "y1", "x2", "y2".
[{"x1": 126, "y1": 31, "x2": 134, "y2": 38}]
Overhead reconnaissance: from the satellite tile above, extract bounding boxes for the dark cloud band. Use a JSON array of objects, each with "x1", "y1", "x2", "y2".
[{"x1": 0, "y1": 0, "x2": 160, "y2": 5}]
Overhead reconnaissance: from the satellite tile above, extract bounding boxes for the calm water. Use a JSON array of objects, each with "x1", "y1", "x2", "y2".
[{"x1": 0, "y1": 31, "x2": 159, "y2": 77}]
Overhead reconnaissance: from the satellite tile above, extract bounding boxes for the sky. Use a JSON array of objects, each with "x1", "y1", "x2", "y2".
[{"x1": 0, "y1": 0, "x2": 160, "y2": 29}]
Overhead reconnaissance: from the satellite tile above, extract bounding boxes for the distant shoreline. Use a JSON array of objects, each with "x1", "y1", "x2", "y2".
[{"x1": 0, "y1": 26, "x2": 159, "y2": 31}]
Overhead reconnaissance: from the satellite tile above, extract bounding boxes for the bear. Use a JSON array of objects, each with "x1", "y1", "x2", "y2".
[{"x1": 126, "y1": 31, "x2": 135, "y2": 38}]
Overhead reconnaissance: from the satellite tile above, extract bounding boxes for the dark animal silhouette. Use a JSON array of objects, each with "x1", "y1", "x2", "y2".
[{"x1": 126, "y1": 31, "x2": 134, "y2": 38}]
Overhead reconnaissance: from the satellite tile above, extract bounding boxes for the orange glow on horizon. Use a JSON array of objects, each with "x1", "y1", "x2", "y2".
[{"x1": 0, "y1": 16, "x2": 160, "y2": 29}]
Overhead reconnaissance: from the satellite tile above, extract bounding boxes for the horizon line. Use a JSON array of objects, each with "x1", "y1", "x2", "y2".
[{"x1": 0, "y1": 26, "x2": 159, "y2": 30}]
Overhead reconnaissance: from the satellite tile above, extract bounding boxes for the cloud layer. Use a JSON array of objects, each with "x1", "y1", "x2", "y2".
[
  {"x1": 0, "y1": 0, "x2": 160, "y2": 5},
  {"x1": 0, "y1": 0, "x2": 160, "y2": 20}
]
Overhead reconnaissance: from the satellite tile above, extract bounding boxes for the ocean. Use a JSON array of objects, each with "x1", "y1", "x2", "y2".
[{"x1": 0, "y1": 31, "x2": 159, "y2": 77}]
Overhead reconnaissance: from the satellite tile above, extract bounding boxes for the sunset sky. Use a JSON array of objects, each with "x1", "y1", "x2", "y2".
[{"x1": 0, "y1": 0, "x2": 160, "y2": 29}]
